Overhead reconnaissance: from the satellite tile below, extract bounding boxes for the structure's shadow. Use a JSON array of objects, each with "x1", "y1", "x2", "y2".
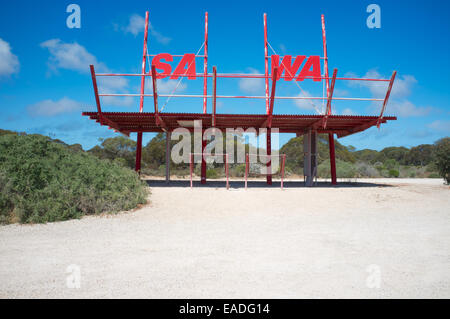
[{"x1": 144, "y1": 179, "x2": 392, "y2": 189}]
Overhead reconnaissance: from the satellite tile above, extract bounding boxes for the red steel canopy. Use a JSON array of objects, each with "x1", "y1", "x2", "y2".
[{"x1": 82, "y1": 112, "x2": 396, "y2": 138}]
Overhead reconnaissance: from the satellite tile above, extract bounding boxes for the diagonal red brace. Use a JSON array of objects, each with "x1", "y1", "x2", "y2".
[{"x1": 377, "y1": 71, "x2": 397, "y2": 128}]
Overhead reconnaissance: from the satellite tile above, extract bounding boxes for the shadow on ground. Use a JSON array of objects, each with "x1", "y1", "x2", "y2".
[{"x1": 144, "y1": 179, "x2": 392, "y2": 189}]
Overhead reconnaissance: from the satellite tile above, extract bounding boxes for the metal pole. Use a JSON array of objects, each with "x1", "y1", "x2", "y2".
[
  {"x1": 329, "y1": 133, "x2": 337, "y2": 185},
  {"x1": 201, "y1": 13, "x2": 208, "y2": 184},
  {"x1": 135, "y1": 132, "x2": 143, "y2": 173},
  {"x1": 264, "y1": 13, "x2": 269, "y2": 114},
  {"x1": 377, "y1": 71, "x2": 397, "y2": 128},
  {"x1": 203, "y1": 12, "x2": 208, "y2": 114},
  {"x1": 212, "y1": 66, "x2": 217, "y2": 126},
  {"x1": 139, "y1": 11, "x2": 149, "y2": 113},
  {"x1": 165, "y1": 131, "x2": 171, "y2": 184},
  {"x1": 89, "y1": 65, "x2": 103, "y2": 124},
  {"x1": 266, "y1": 128, "x2": 272, "y2": 185},
  {"x1": 201, "y1": 133, "x2": 207, "y2": 184},
  {"x1": 321, "y1": 14, "x2": 330, "y2": 105},
  {"x1": 135, "y1": 11, "x2": 149, "y2": 173},
  {"x1": 321, "y1": 14, "x2": 337, "y2": 185}
]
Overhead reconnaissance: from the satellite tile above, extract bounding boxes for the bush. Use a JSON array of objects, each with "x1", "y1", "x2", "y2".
[
  {"x1": 317, "y1": 159, "x2": 357, "y2": 179},
  {"x1": 388, "y1": 169, "x2": 399, "y2": 178},
  {"x1": 0, "y1": 134, "x2": 148, "y2": 224},
  {"x1": 206, "y1": 168, "x2": 219, "y2": 179},
  {"x1": 434, "y1": 137, "x2": 450, "y2": 184}
]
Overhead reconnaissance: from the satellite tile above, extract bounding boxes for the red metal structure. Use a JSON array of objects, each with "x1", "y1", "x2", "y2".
[{"x1": 83, "y1": 11, "x2": 397, "y2": 186}]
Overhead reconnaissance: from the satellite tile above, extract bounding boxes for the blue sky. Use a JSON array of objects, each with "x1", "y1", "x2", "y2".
[{"x1": 0, "y1": 0, "x2": 449, "y2": 151}]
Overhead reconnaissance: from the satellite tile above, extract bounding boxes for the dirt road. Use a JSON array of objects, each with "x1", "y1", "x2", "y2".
[{"x1": 1, "y1": 178, "x2": 449, "y2": 298}]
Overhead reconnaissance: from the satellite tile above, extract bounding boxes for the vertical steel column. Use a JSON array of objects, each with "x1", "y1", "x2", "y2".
[
  {"x1": 266, "y1": 128, "x2": 272, "y2": 185},
  {"x1": 165, "y1": 131, "x2": 171, "y2": 184},
  {"x1": 264, "y1": 13, "x2": 269, "y2": 114},
  {"x1": 200, "y1": 12, "x2": 209, "y2": 184},
  {"x1": 135, "y1": 11, "x2": 149, "y2": 173},
  {"x1": 201, "y1": 135, "x2": 207, "y2": 184},
  {"x1": 89, "y1": 65, "x2": 103, "y2": 125},
  {"x1": 135, "y1": 132, "x2": 143, "y2": 173},
  {"x1": 321, "y1": 14, "x2": 337, "y2": 185},
  {"x1": 329, "y1": 134, "x2": 337, "y2": 185},
  {"x1": 203, "y1": 12, "x2": 208, "y2": 114},
  {"x1": 304, "y1": 130, "x2": 317, "y2": 187}
]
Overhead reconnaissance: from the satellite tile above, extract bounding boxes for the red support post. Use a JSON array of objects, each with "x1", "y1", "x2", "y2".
[
  {"x1": 203, "y1": 12, "x2": 208, "y2": 114},
  {"x1": 321, "y1": 14, "x2": 331, "y2": 103},
  {"x1": 135, "y1": 11, "x2": 149, "y2": 173},
  {"x1": 201, "y1": 13, "x2": 208, "y2": 184},
  {"x1": 201, "y1": 132, "x2": 207, "y2": 184},
  {"x1": 266, "y1": 128, "x2": 272, "y2": 185},
  {"x1": 135, "y1": 132, "x2": 143, "y2": 173},
  {"x1": 264, "y1": 13, "x2": 269, "y2": 114},
  {"x1": 267, "y1": 67, "x2": 278, "y2": 128},
  {"x1": 377, "y1": 71, "x2": 397, "y2": 128},
  {"x1": 139, "y1": 11, "x2": 149, "y2": 113},
  {"x1": 151, "y1": 65, "x2": 159, "y2": 114},
  {"x1": 89, "y1": 65, "x2": 103, "y2": 124},
  {"x1": 321, "y1": 14, "x2": 337, "y2": 185},
  {"x1": 212, "y1": 66, "x2": 217, "y2": 127},
  {"x1": 323, "y1": 68, "x2": 338, "y2": 128},
  {"x1": 329, "y1": 133, "x2": 337, "y2": 185}
]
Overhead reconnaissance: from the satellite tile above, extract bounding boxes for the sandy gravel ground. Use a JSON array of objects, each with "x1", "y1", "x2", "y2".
[{"x1": 0, "y1": 178, "x2": 449, "y2": 298}]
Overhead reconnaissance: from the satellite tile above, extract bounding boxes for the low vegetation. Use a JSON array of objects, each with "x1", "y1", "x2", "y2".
[{"x1": 0, "y1": 131, "x2": 147, "y2": 225}]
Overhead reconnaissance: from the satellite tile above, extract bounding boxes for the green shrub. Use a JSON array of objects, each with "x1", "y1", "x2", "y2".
[
  {"x1": 0, "y1": 134, "x2": 148, "y2": 224},
  {"x1": 388, "y1": 169, "x2": 399, "y2": 178},
  {"x1": 434, "y1": 137, "x2": 450, "y2": 184},
  {"x1": 317, "y1": 159, "x2": 357, "y2": 179},
  {"x1": 428, "y1": 172, "x2": 440, "y2": 178},
  {"x1": 206, "y1": 168, "x2": 219, "y2": 179}
]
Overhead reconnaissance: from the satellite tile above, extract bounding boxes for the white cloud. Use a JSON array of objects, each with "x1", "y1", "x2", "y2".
[
  {"x1": 383, "y1": 100, "x2": 432, "y2": 117},
  {"x1": 41, "y1": 39, "x2": 134, "y2": 107},
  {"x1": 427, "y1": 120, "x2": 450, "y2": 133},
  {"x1": 0, "y1": 38, "x2": 20, "y2": 77},
  {"x1": 345, "y1": 69, "x2": 417, "y2": 99},
  {"x1": 41, "y1": 39, "x2": 107, "y2": 74},
  {"x1": 27, "y1": 97, "x2": 82, "y2": 117},
  {"x1": 239, "y1": 68, "x2": 264, "y2": 94},
  {"x1": 123, "y1": 14, "x2": 171, "y2": 44},
  {"x1": 346, "y1": 69, "x2": 434, "y2": 117},
  {"x1": 146, "y1": 78, "x2": 187, "y2": 94}
]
